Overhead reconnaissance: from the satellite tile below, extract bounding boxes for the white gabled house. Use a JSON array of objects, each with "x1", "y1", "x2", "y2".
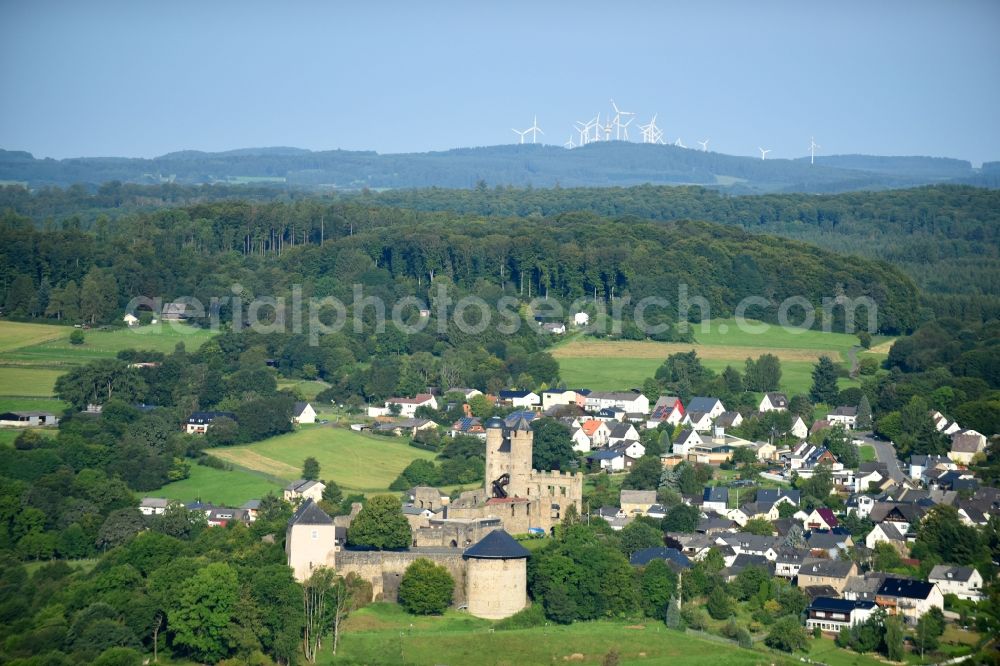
[
  {"x1": 292, "y1": 401, "x2": 317, "y2": 424},
  {"x1": 569, "y1": 427, "x2": 592, "y2": 453},
  {"x1": 497, "y1": 390, "x2": 540, "y2": 409},
  {"x1": 791, "y1": 416, "x2": 809, "y2": 440},
  {"x1": 928, "y1": 565, "x2": 984, "y2": 602},
  {"x1": 682, "y1": 411, "x2": 714, "y2": 432},
  {"x1": 686, "y1": 397, "x2": 725, "y2": 420},
  {"x1": 607, "y1": 422, "x2": 640, "y2": 446},
  {"x1": 368, "y1": 393, "x2": 438, "y2": 418},
  {"x1": 584, "y1": 391, "x2": 650, "y2": 415},
  {"x1": 758, "y1": 392, "x2": 788, "y2": 412},
  {"x1": 672, "y1": 428, "x2": 704, "y2": 456}
]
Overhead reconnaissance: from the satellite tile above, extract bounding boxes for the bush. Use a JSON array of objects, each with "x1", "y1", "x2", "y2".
[
  {"x1": 495, "y1": 603, "x2": 546, "y2": 630},
  {"x1": 398, "y1": 558, "x2": 454, "y2": 615},
  {"x1": 69, "y1": 330, "x2": 85, "y2": 345},
  {"x1": 91, "y1": 647, "x2": 143, "y2": 666}
]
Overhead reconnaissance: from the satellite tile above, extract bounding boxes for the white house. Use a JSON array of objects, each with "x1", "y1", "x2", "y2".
[
  {"x1": 292, "y1": 401, "x2": 317, "y2": 425},
  {"x1": 702, "y1": 487, "x2": 729, "y2": 514},
  {"x1": 791, "y1": 416, "x2": 809, "y2": 440},
  {"x1": 647, "y1": 396, "x2": 684, "y2": 429},
  {"x1": 682, "y1": 411, "x2": 715, "y2": 432},
  {"x1": 686, "y1": 397, "x2": 726, "y2": 420},
  {"x1": 865, "y1": 522, "x2": 907, "y2": 554},
  {"x1": 758, "y1": 392, "x2": 788, "y2": 412},
  {"x1": 619, "y1": 440, "x2": 646, "y2": 459},
  {"x1": 806, "y1": 598, "x2": 878, "y2": 634},
  {"x1": 607, "y1": 422, "x2": 640, "y2": 447},
  {"x1": 585, "y1": 391, "x2": 650, "y2": 415},
  {"x1": 949, "y1": 430, "x2": 987, "y2": 465},
  {"x1": 875, "y1": 578, "x2": 944, "y2": 623},
  {"x1": 579, "y1": 419, "x2": 611, "y2": 447},
  {"x1": 185, "y1": 411, "x2": 236, "y2": 435},
  {"x1": 369, "y1": 393, "x2": 438, "y2": 418},
  {"x1": 587, "y1": 447, "x2": 636, "y2": 472},
  {"x1": 672, "y1": 428, "x2": 704, "y2": 456},
  {"x1": 139, "y1": 497, "x2": 170, "y2": 516},
  {"x1": 541, "y1": 389, "x2": 579, "y2": 411},
  {"x1": 498, "y1": 390, "x2": 541, "y2": 409},
  {"x1": 573, "y1": 312, "x2": 590, "y2": 326},
  {"x1": 827, "y1": 406, "x2": 858, "y2": 429},
  {"x1": 123, "y1": 313, "x2": 140, "y2": 327},
  {"x1": 928, "y1": 565, "x2": 984, "y2": 602},
  {"x1": 569, "y1": 427, "x2": 591, "y2": 453},
  {"x1": 284, "y1": 479, "x2": 326, "y2": 503}
]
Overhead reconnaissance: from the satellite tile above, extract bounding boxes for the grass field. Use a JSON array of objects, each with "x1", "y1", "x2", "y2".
[
  {"x1": 0, "y1": 321, "x2": 70, "y2": 352},
  {"x1": 553, "y1": 318, "x2": 870, "y2": 395},
  {"x1": 277, "y1": 379, "x2": 332, "y2": 402},
  {"x1": 155, "y1": 463, "x2": 280, "y2": 506},
  {"x1": 859, "y1": 445, "x2": 876, "y2": 462},
  {"x1": 331, "y1": 604, "x2": 798, "y2": 666},
  {"x1": 0, "y1": 323, "x2": 217, "y2": 366},
  {"x1": 0, "y1": 367, "x2": 66, "y2": 397},
  {"x1": 211, "y1": 426, "x2": 437, "y2": 493}
]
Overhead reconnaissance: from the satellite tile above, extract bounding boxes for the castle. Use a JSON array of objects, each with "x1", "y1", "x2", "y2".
[{"x1": 285, "y1": 417, "x2": 581, "y2": 619}]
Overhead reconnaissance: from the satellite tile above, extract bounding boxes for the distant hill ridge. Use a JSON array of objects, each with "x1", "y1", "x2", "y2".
[{"x1": 0, "y1": 142, "x2": 995, "y2": 193}]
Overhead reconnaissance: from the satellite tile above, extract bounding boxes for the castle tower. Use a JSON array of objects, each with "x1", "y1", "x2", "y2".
[
  {"x1": 463, "y1": 529, "x2": 530, "y2": 619},
  {"x1": 506, "y1": 417, "x2": 534, "y2": 498},
  {"x1": 286, "y1": 499, "x2": 337, "y2": 582},
  {"x1": 483, "y1": 417, "x2": 508, "y2": 497},
  {"x1": 484, "y1": 416, "x2": 534, "y2": 499}
]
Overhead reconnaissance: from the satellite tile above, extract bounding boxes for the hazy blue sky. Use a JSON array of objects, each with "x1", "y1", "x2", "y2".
[{"x1": 2, "y1": 0, "x2": 999, "y2": 163}]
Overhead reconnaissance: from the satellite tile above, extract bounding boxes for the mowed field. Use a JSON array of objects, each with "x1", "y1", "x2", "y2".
[
  {"x1": 331, "y1": 603, "x2": 799, "y2": 666},
  {"x1": 553, "y1": 318, "x2": 880, "y2": 395},
  {"x1": 156, "y1": 463, "x2": 279, "y2": 506},
  {"x1": 211, "y1": 426, "x2": 436, "y2": 493}
]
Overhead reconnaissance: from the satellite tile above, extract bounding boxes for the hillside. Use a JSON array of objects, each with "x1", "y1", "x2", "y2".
[{"x1": 0, "y1": 142, "x2": 991, "y2": 193}]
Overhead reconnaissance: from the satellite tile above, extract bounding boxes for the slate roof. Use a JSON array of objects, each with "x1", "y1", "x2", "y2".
[
  {"x1": 288, "y1": 499, "x2": 333, "y2": 526},
  {"x1": 703, "y1": 486, "x2": 729, "y2": 503},
  {"x1": 928, "y1": 565, "x2": 978, "y2": 583},
  {"x1": 499, "y1": 390, "x2": 534, "y2": 399},
  {"x1": 504, "y1": 411, "x2": 537, "y2": 430},
  {"x1": 630, "y1": 547, "x2": 692, "y2": 568},
  {"x1": 463, "y1": 529, "x2": 530, "y2": 559},
  {"x1": 831, "y1": 406, "x2": 858, "y2": 417},
  {"x1": 292, "y1": 401, "x2": 312, "y2": 416},
  {"x1": 620, "y1": 490, "x2": 656, "y2": 505},
  {"x1": 764, "y1": 392, "x2": 789, "y2": 408},
  {"x1": 757, "y1": 488, "x2": 800, "y2": 505},
  {"x1": 716, "y1": 411, "x2": 742, "y2": 428},
  {"x1": 807, "y1": 531, "x2": 850, "y2": 550},
  {"x1": 187, "y1": 411, "x2": 236, "y2": 424},
  {"x1": 877, "y1": 577, "x2": 935, "y2": 600},
  {"x1": 808, "y1": 597, "x2": 876, "y2": 613},
  {"x1": 687, "y1": 397, "x2": 722, "y2": 413},
  {"x1": 951, "y1": 433, "x2": 984, "y2": 453},
  {"x1": 799, "y1": 558, "x2": 854, "y2": 579}
]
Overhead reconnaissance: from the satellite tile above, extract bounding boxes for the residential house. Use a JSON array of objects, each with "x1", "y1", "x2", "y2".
[
  {"x1": 757, "y1": 488, "x2": 801, "y2": 508},
  {"x1": 875, "y1": 578, "x2": 944, "y2": 623},
  {"x1": 579, "y1": 419, "x2": 611, "y2": 447},
  {"x1": 444, "y1": 387, "x2": 482, "y2": 401},
  {"x1": 682, "y1": 410, "x2": 714, "y2": 432},
  {"x1": 698, "y1": 514, "x2": 737, "y2": 534},
  {"x1": 620, "y1": 490, "x2": 657, "y2": 515},
  {"x1": 372, "y1": 418, "x2": 436, "y2": 437},
  {"x1": 775, "y1": 548, "x2": 809, "y2": 578},
  {"x1": 810, "y1": 419, "x2": 833, "y2": 436},
  {"x1": 0, "y1": 411, "x2": 59, "y2": 427},
  {"x1": 573, "y1": 312, "x2": 590, "y2": 326},
  {"x1": 759, "y1": 392, "x2": 789, "y2": 412},
  {"x1": 806, "y1": 531, "x2": 853, "y2": 559},
  {"x1": 595, "y1": 506, "x2": 630, "y2": 530},
  {"x1": 206, "y1": 507, "x2": 251, "y2": 528},
  {"x1": 722, "y1": 553, "x2": 775, "y2": 581},
  {"x1": 797, "y1": 559, "x2": 858, "y2": 595},
  {"x1": 909, "y1": 454, "x2": 955, "y2": 480},
  {"x1": 804, "y1": 507, "x2": 839, "y2": 531},
  {"x1": 284, "y1": 479, "x2": 326, "y2": 504},
  {"x1": 646, "y1": 396, "x2": 684, "y2": 429},
  {"x1": 617, "y1": 440, "x2": 646, "y2": 459},
  {"x1": 629, "y1": 547, "x2": 692, "y2": 571},
  {"x1": 161, "y1": 301, "x2": 190, "y2": 321},
  {"x1": 593, "y1": 407, "x2": 626, "y2": 422},
  {"x1": 541, "y1": 322, "x2": 566, "y2": 335},
  {"x1": 568, "y1": 427, "x2": 591, "y2": 452},
  {"x1": 585, "y1": 391, "x2": 650, "y2": 415},
  {"x1": 715, "y1": 411, "x2": 744, "y2": 429},
  {"x1": 184, "y1": 411, "x2": 236, "y2": 435},
  {"x1": 806, "y1": 598, "x2": 878, "y2": 633},
  {"x1": 703, "y1": 486, "x2": 729, "y2": 514},
  {"x1": 846, "y1": 494, "x2": 876, "y2": 519},
  {"x1": 123, "y1": 313, "x2": 140, "y2": 327},
  {"x1": 451, "y1": 416, "x2": 487, "y2": 439},
  {"x1": 854, "y1": 461, "x2": 889, "y2": 493},
  {"x1": 240, "y1": 499, "x2": 261, "y2": 522},
  {"x1": 827, "y1": 406, "x2": 858, "y2": 429},
  {"x1": 386, "y1": 393, "x2": 439, "y2": 417},
  {"x1": 607, "y1": 422, "x2": 640, "y2": 447},
  {"x1": 672, "y1": 428, "x2": 704, "y2": 456},
  {"x1": 139, "y1": 497, "x2": 170, "y2": 516},
  {"x1": 791, "y1": 416, "x2": 809, "y2": 440},
  {"x1": 865, "y1": 522, "x2": 908, "y2": 555},
  {"x1": 586, "y1": 447, "x2": 636, "y2": 472},
  {"x1": 949, "y1": 430, "x2": 987, "y2": 465},
  {"x1": 844, "y1": 573, "x2": 896, "y2": 603},
  {"x1": 868, "y1": 502, "x2": 924, "y2": 536},
  {"x1": 729, "y1": 501, "x2": 779, "y2": 527},
  {"x1": 541, "y1": 389, "x2": 579, "y2": 411},
  {"x1": 931, "y1": 411, "x2": 963, "y2": 435},
  {"x1": 927, "y1": 565, "x2": 984, "y2": 602},
  {"x1": 292, "y1": 401, "x2": 317, "y2": 425},
  {"x1": 686, "y1": 397, "x2": 725, "y2": 420},
  {"x1": 718, "y1": 533, "x2": 779, "y2": 561}
]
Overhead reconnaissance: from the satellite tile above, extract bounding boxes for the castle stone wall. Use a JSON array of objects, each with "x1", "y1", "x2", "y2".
[{"x1": 335, "y1": 549, "x2": 468, "y2": 604}]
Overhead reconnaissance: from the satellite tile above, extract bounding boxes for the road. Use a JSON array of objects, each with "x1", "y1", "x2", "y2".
[{"x1": 855, "y1": 431, "x2": 906, "y2": 483}]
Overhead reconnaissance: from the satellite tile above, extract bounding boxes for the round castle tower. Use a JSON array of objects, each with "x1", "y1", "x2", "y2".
[{"x1": 463, "y1": 529, "x2": 530, "y2": 619}]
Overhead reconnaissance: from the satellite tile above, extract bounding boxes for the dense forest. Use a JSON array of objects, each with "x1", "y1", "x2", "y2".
[
  {"x1": 2, "y1": 181, "x2": 995, "y2": 324},
  {"x1": 2, "y1": 143, "x2": 994, "y2": 193},
  {"x1": 0, "y1": 200, "x2": 921, "y2": 334}
]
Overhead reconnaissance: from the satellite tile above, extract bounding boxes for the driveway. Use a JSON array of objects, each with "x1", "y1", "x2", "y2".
[{"x1": 856, "y1": 431, "x2": 906, "y2": 483}]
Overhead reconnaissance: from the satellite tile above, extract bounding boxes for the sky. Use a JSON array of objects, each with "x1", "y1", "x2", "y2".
[{"x1": 1, "y1": 0, "x2": 999, "y2": 164}]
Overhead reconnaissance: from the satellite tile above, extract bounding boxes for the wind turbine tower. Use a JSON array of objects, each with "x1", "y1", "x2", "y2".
[
  {"x1": 809, "y1": 137, "x2": 821, "y2": 165},
  {"x1": 758, "y1": 147, "x2": 771, "y2": 160},
  {"x1": 609, "y1": 99, "x2": 636, "y2": 141},
  {"x1": 526, "y1": 116, "x2": 544, "y2": 144},
  {"x1": 564, "y1": 135, "x2": 575, "y2": 149},
  {"x1": 697, "y1": 139, "x2": 710, "y2": 152},
  {"x1": 511, "y1": 127, "x2": 529, "y2": 144}
]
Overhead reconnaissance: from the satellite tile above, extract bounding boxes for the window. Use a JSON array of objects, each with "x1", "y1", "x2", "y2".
[{"x1": 311, "y1": 530, "x2": 318, "y2": 540}]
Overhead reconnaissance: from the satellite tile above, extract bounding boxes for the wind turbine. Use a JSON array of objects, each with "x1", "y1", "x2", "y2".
[
  {"x1": 511, "y1": 127, "x2": 529, "y2": 144},
  {"x1": 758, "y1": 147, "x2": 771, "y2": 160},
  {"x1": 525, "y1": 115, "x2": 544, "y2": 144},
  {"x1": 564, "y1": 135, "x2": 576, "y2": 149},
  {"x1": 609, "y1": 98, "x2": 636, "y2": 140},
  {"x1": 618, "y1": 116, "x2": 634, "y2": 141},
  {"x1": 697, "y1": 139, "x2": 710, "y2": 152},
  {"x1": 638, "y1": 114, "x2": 660, "y2": 144},
  {"x1": 809, "y1": 137, "x2": 821, "y2": 165},
  {"x1": 674, "y1": 138, "x2": 686, "y2": 148}
]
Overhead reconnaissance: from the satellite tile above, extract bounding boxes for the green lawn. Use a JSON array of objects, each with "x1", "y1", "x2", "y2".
[
  {"x1": 331, "y1": 603, "x2": 797, "y2": 666},
  {"x1": 689, "y1": 318, "x2": 878, "y2": 352},
  {"x1": 211, "y1": 426, "x2": 437, "y2": 493},
  {"x1": 558, "y1": 356, "x2": 853, "y2": 397},
  {"x1": 0, "y1": 322, "x2": 217, "y2": 366},
  {"x1": 0, "y1": 396, "x2": 70, "y2": 413},
  {"x1": 0, "y1": 367, "x2": 66, "y2": 397},
  {"x1": 277, "y1": 379, "x2": 331, "y2": 401},
  {"x1": 806, "y1": 636, "x2": 887, "y2": 666},
  {"x1": 859, "y1": 445, "x2": 876, "y2": 462},
  {"x1": 155, "y1": 463, "x2": 280, "y2": 506},
  {"x1": 0, "y1": 427, "x2": 57, "y2": 448},
  {"x1": 0, "y1": 321, "x2": 70, "y2": 352}
]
